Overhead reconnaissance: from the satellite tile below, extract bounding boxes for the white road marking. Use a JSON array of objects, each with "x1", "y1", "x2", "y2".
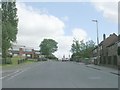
[
  {"x1": 7, "y1": 67, "x2": 31, "y2": 80},
  {"x1": 0, "y1": 70, "x2": 20, "y2": 80},
  {"x1": 0, "y1": 67, "x2": 31, "y2": 80},
  {"x1": 0, "y1": 62, "x2": 49, "y2": 80}
]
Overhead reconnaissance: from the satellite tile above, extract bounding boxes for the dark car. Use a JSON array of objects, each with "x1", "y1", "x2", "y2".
[
  {"x1": 37, "y1": 57, "x2": 47, "y2": 61},
  {"x1": 42, "y1": 58, "x2": 47, "y2": 61}
]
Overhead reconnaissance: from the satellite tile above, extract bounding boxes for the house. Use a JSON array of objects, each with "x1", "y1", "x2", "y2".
[
  {"x1": 118, "y1": 35, "x2": 120, "y2": 66},
  {"x1": 9, "y1": 45, "x2": 25, "y2": 56},
  {"x1": 92, "y1": 33, "x2": 118, "y2": 67},
  {"x1": 34, "y1": 50, "x2": 40, "y2": 59},
  {"x1": 100, "y1": 33, "x2": 118, "y2": 65},
  {"x1": 92, "y1": 46, "x2": 98, "y2": 64},
  {"x1": 107, "y1": 42, "x2": 118, "y2": 67},
  {"x1": 9, "y1": 45, "x2": 35, "y2": 59},
  {"x1": 24, "y1": 47, "x2": 35, "y2": 59}
]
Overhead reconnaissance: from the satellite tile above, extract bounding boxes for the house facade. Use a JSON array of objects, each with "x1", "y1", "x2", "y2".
[
  {"x1": 92, "y1": 33, "x2": 119, "y2": 67},
  {"x1": 118, "y1": 35, "x2": 120, "y2": 66},
  {"x1": 9, "y1": 45, "x2": 36, "y2": 59},
  {"x1": 107, "y1": 42, "x2": 118, "y2": 66}
]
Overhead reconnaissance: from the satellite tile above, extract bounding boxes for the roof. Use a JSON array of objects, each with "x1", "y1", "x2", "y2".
[
  {"x1": 10, "y1": 44, "x2": 34, "y2": 50},
  {"x1": 92, "y1": 33, "x2": 118, "y2": 50},
  {"x1": 99, "y1": 41, "x2": 103, "y2": 46},
  {"x1": 107, "y1": 42, "x2": 117, "y2": 47},
  {"x1": 101, "y1": 33, "x2": 118, "y2": 47}
]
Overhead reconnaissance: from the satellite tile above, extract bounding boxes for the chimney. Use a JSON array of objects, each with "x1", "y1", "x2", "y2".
[{"x1": 103, "y1": 34, "x2": 106, "y2": 40}]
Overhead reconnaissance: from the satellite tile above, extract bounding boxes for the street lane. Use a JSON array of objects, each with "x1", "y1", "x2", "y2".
[{"x1": 3, "y1": 61, "x2": 118, "y2": 88}]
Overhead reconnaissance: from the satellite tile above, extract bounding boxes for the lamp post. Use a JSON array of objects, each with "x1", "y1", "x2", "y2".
[{"x1": 92, "y1": 20, "x2": 99, "y2": 65}]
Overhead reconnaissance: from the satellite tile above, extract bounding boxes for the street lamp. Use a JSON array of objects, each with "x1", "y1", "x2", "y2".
[
  {"x1": 92, "y1": 19, "x2": 100, "y2": 65},
  {"x1": 92, "y1": 20, "x2": 99, "y2": 45}
]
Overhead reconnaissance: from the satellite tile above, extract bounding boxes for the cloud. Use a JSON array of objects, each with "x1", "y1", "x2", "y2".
[
  {"x1": 72, "y1": 28, "x2": 88, "y2": 41},
  {"x1": 91, "y1": 1, "x2": 118, "y2": 23},
  {"x1": 16, "y1": 3, "x2": 88, "y2": 59}
]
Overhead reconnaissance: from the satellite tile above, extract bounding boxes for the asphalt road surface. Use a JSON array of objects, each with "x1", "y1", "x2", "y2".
[{"x1": 2, "y1": 61, "x2": 118, "y2": 88}]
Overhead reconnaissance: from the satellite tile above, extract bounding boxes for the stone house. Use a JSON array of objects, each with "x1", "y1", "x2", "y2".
[
  {"x1": 92, "y1": 33, "x2": 118, "y2": 67},
  {"x1": 107, "y1": 42, "x2": 118, "y2": 67},
  {"x1": 100, "y1": 33, "x2": 118, "y2": 65}
]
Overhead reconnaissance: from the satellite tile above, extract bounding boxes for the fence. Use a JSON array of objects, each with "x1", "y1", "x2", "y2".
[
  {"x1": 18, "y1": 59, "x2": 26, "y2": 64},
  {"x1": 2, "y1": 58, "x2": 12, "y2": 64}
]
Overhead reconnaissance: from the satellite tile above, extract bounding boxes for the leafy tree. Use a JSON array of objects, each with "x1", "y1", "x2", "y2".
[
  {"x1": 1, "y1": 1, "x2": 18, "y2": 64},
  {"x1": 71, "y1": 39, "x2": 81, "y2": 54},
  {"x1": 70, "y1": 39, "x2": 95, "y2": 61},
  {"x1": 84, "y1": 40, "x2": 95, "y2": 58},
  {"x1": 39, "y1": 39, "x2": 58, "y2": 58},
  {"x1": 70, "y1": 39, "x2": 82, "y2": 61}
]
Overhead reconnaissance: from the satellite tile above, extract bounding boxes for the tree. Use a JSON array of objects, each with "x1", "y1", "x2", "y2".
[
  {"x1": 39, "y1": 39, "x2": 58, "y2": 58},
  {"x1": 70, "y1": 39, "x2": 82, "y2": 61},
  {"x1": 1, "y1": 1, "x2": 18, "y2": 64},
  {"x1": 84, "y1": 40, "x2": 95, "y2": 58},
  {"x1": 71, "y1": 39, "x2": 81, "y2": 54},
  {"x1": 70, "y1": 39, "x2": 95, "y2": 61}
]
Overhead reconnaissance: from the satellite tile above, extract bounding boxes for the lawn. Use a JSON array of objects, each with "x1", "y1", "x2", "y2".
[{"x1": 2, "y1": 56, "x2": 38, "y2": 69}]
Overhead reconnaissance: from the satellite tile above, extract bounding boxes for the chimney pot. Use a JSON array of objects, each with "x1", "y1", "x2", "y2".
[{"x1": 103, "y1": 34, "x2": 106, "y2": 40}]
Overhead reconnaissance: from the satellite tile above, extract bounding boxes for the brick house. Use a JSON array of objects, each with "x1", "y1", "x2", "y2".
[
  {"x1": 24, "y1": 48, "x2": 35, "y2": 59},
  {"x1": 9, "y1": 45, "x2": 35, "y2": 59}
]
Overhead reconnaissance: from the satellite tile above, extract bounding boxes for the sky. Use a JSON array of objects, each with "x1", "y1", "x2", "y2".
[{"x1": 15, "y1": 0, "x2": 118, "y2": 59}]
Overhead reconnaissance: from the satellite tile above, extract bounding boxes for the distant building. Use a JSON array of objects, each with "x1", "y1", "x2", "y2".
[
  {"x1": 9, "y1": 45, "x2": 25, "y2": 56},
  {"x1": 9, "y1": 45, "x2": 36, "y2": 59},
  {"x1": 34, "y1": 50, "x2": 41, "y2": 59}
]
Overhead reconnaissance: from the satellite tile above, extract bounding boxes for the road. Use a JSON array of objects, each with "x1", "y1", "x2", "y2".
[{"x1": 2, "y1": 61, "x2": 118, "y2": 88}]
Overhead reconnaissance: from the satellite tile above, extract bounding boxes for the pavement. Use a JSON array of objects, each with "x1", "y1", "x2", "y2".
[
  {"x1": 85, "y1": 64, "x2": 119, "y2": 76},
  {"x1": 2, "y1": 61, "x2": 118, "y2": 88}
]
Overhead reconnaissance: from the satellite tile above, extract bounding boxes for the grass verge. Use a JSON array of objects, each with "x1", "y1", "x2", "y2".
[{"x1": 2, "y1": 56, "x2": 38, "y2": 69}]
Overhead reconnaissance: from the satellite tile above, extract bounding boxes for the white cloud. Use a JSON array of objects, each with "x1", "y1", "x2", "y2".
[
  {"x1": 16, "y1": 3, "x2": 88, "y2": 59},
  {"x1": 72, "y1": 28, "x2": 88, "y2": 41},
  {"x1": 91, "y1": 1, "x2": 118, "y2": 23}
]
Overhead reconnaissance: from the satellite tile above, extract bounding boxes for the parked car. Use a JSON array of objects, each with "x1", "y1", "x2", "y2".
[
  {"x1": 37, "y1": 57, "x2": 47, "y2": 61},
  {"x1": 42, "y1": 58, "x2": 47, "y2": 61}
]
